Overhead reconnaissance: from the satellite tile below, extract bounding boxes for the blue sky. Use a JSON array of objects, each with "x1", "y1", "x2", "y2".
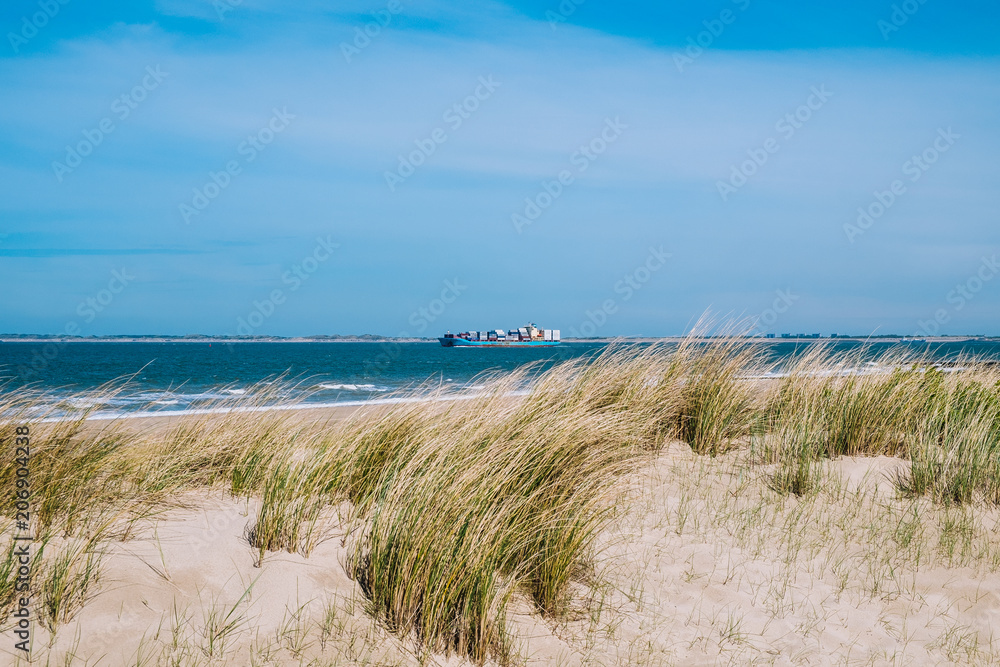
[{"x1": 1, "y1": 0, "x2": 998, "y2": 336}]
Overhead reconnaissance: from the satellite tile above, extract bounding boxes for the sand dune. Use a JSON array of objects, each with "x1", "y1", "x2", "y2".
[{"x1": 6, "y1": 442, "x2": 1000, "y2": 666}]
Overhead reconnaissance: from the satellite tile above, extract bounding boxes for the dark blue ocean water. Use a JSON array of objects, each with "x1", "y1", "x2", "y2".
[{"x1": 1, "y1": 340, "x2": 998, "y2": 419}]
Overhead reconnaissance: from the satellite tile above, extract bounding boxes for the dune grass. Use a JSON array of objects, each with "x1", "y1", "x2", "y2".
[
  {"x1": 0, "y1": 536, "x2": 22, "y2": 618},
  {"x1": 755, "y1": 348, "x2": 1000, "y2": 500},
  {"x1": 37, "y1": 535, "x2": 102, "y2": 634},
  {"x1": 901, "y1": 373, "x2": 1000, "y2": 504},
  {"x1": 1, "y1": 336, "x2": 999, "y2": 663}
]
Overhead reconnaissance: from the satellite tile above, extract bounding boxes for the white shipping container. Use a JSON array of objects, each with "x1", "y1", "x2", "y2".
[
  {"x1": 552, "y1": 329, "x2": 560, "y2": 340},
  {"x1": 543, "y1": 330, "x2": 553, "y2": 341}
]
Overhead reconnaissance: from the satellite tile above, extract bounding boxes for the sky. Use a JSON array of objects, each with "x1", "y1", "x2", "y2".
[{"x1": 0, "y1": 0, "x2": 998, "y2": 337}]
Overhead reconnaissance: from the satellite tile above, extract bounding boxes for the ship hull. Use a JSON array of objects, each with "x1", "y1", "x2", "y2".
[{"x1": 439, "y1": 338, "x2": 561, "y2": 347}]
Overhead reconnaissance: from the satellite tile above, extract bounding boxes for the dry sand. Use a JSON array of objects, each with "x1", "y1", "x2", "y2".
[{"x1": 5, "y1": 422, "x2": 1000, "y2": 665}]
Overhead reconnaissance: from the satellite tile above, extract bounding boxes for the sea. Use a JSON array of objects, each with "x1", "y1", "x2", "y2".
[{"x1": 1, "y1": 340, "x2": 998, "y2": 421}]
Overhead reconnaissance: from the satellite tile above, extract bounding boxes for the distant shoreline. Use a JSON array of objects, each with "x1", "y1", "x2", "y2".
[
  {"x1": 0, "y1": 335, "x2": 996, "y2": 344},
  {"x1": 0, "y1": 336, "x2": 433, "y2": 343}
]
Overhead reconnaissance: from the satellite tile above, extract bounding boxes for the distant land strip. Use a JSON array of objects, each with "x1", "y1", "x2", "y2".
[{"x1": 0, "y1": 334, "x2": 996, "y2": 343}]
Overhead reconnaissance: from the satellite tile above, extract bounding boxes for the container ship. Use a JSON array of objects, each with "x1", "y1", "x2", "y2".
[{"x1": 439, "y1": 323, "x2": 560, "y2": 347}]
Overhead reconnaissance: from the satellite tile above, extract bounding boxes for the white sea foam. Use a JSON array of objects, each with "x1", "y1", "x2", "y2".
[
  {"x1": 61, "y1": 398, "x2": 105, "y2": 409},
  {"x1": 747, "y1": 362, "x2": 964, "y2": 380},
  {"x1": 316, "y1": 383, "x2": 388, "y2": 392}
]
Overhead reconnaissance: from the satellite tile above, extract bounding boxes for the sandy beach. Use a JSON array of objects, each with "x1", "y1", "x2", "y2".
[{"x1": 6, "y1": 438, "x2": 1000, "y2": 665}]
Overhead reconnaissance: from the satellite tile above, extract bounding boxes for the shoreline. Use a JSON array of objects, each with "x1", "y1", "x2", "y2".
[
  {"x1": 77, "y1": 390, "x2": 492, "y2": 421},
  {"x1": 38, "y1": 390, "x2": 528, "y2": 433}
]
